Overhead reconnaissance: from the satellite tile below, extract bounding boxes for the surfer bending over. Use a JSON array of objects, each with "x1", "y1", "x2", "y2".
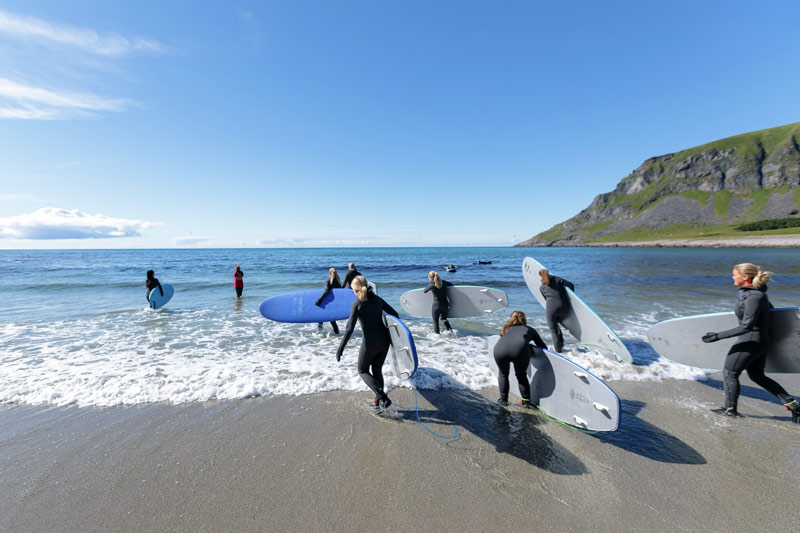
[
  {"x1": 315, "y1": 267, "x2": 341, "y2": 334},
  {"x1": 424, "y1": 271, "x2": 453, "y2": 334},
  {"x1": 702, "y1": 263, "x2": 800, "y2": 422},
  {"x1": 539, "y1": 269, "x2": 574, "y2": 352},
  {"x1": 145, "y1": 270, "x2": 163, "y2": 302},
  {"x1": 494, "y1": 311, "x2": 548, "y2": 407},
  {"x1": 233, "y1": 265, "x2": 244, "y2": 298},
  {"x1": 342, "y1": 262, "x2": 361, "y2": 289},
  {"x1": 336, "y1": 276, "x2": 399, "y2": 412}
]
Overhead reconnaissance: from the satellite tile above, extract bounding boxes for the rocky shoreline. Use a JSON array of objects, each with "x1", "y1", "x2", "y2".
[{"x1": 518, "y1": 234, "x2": 800, "y2": 248}]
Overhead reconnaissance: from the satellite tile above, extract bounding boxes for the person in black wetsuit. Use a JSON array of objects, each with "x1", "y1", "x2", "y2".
[
  {"x1": 336, "y1": 275, "x2": 400, "y2": 412},
  {"x1": 702, "y1": 263, "x2": 799, "y2": 422},
  {"x1": 494, "y1": 311, "x2": 548, "y2": 407},
  {"x1": 342, "y1": 262, "x2": 361, "y2": 289},
  {"x1": 315, "y1": 267, "x2": 341, "y2": 334},
  {"x1": 145, "y1": 270, "x2": 163, "y2": 303},
  {"x1": 539, "y1": 268, "x2": 574, "y2": 353},
  {"x1": 424, "y1": 271, "x2": 453, "y2": 334}
]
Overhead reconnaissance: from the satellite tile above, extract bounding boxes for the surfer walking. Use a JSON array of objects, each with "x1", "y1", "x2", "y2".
[
  {"x1": 342, "y1": 262, "x2": 361, "y2": 289},
  {"x1": 315, "y1": 268, "x2": 341, "y2": 334},
  {"x1": 145, "y1": 270, "x2": 163, "y2": 303},
  {"x1": 702, "y1": 263, "x2": 800, "y2": 422},
  {"x1": 539, "y1": 269, "x2": 574, "y2": 353},
  {"x1": 233, "y1": 265, "x2": 244, "y2": 298},
  {"x1": 336, "y1": 276, "x2": 399, "y2": 412},
  {"x1": 494, "y1": 311, "x2": 548, "y2": 407},
  {"x1": 424, "y1": 271, "x2": 453, "y2": 334}
]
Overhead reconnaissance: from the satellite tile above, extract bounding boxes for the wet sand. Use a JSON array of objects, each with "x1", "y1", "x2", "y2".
[{"x1": 2, "y1": 374, "x2": 799, "y2": 532}]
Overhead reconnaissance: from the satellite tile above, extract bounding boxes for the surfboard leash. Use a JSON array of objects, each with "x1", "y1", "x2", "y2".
[{"x1": 392, "y1": 375, "x2": 460, "y2": 440}]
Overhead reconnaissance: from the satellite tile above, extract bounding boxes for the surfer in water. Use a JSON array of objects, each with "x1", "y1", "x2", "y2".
[
  {"x1": 342, "y1": 262, "x2": 361, "y2": 289},
  {"x1": 539, "y1": 269, "x2": 575, "y2": 353},
  {"x1": 145, "y1": 270, "x2": 163, "y2": 303},
  {"x1": 315, "y1": 267, "x2": 341, "y2": 334},
  {"x1": 494, "y1": 311, "x2": 548, "y2": 407},
  {"x1": 702, "y1": 263, "x2": 800, "y2": 422},
  {"x1": 233, "y1": 265, "x2": 244, "y2": 298},
  {"x1": 424, "y1": 271, "x2": 453, "y2": 334},
  {"x1": 336, "y1": 275, "x2": 400, "y2": 412}
]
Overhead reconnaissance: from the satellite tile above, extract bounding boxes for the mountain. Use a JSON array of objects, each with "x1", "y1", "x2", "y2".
[{"x1": 517, "y1": 122, "x2": 800, "y2": 246}]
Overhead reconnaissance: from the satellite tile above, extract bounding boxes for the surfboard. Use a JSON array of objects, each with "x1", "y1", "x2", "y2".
[
  {"x1": 148, "y1": 284, "x2": 174, "y2": 309},
  {"x1": 399, "y1": 286, "x2": 508, "y2": 318},
  {"x1": 488, "y1": 336, "x2": 620, "y2": 431},
  {"x1": 259, "y1": 283, "x2": 376, "y2": 323},
  {"x1": 647, "y1": 307, "x2": 800, "y2": 372},
  {"x1": 383, "y1": 315, "x2": 419, "y2": 380},
  {"x1": 522, "y1": 257, "x2": 633, "y2": 364}
]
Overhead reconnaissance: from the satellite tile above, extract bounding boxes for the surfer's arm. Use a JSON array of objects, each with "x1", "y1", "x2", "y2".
[
  {"x1": 156, "y1": 280, "x2": 163, "y2": 296},
  {"x1": 423, "y1": 283, "x2": 434, "y2": 293},
  {"x1": 562, "y1": 279, "x2": 575, "y2": 292},
  {"x1": 529, "y1": 327, "x2": 548, "y2": 350},
  {"x1": 336, "y1": 301, "x2": 359, "y2": 361},
  {"x1": 381, "y1": 298, "x2": 399, "y2": 318},
  {"x1": 715, "y1": 297, "x2": 762, "y2": 340},
  {"x1": 316, "y1": 281, "x2": 332, "y2": 306}
]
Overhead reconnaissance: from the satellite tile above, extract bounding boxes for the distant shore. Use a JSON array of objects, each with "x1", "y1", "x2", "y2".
[{"x1": 520, "y1": 234, "x2": 800, "y2": 248}]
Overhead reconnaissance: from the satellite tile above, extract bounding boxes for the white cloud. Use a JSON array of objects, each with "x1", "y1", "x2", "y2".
[
  {"x1": 0, "y1": 78, "x2": 132, "y2": 119},
  {"x1": 173, "y1": 236, "x2": 219, "y2": 247},
  {"x1": 0, "y1": 207, "x2": 161, "y2": 239},
  {"x1": 0, "y1": 8, "x2": 166, "y2": 57}
]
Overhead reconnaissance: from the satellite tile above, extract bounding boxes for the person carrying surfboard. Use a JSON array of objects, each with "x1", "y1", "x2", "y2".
[
  {"x1": 494, "y1": 311, "x2": 548, "y2": 407},
  {"x1": 315, "y1": 268, "x2": 341, "y2": 334},
  {"x1": 145, "y1": 270, "x2": 163, "y2": 303},
  {"x1": 341, "y1": 262, "x2": 361, "y2": 289},
  {"x1": 702, "y1": 263, "x2": 800, "y2": 422},
  {"x1": 538, "y1": 269, "x2": 574, "y2": 353},
  {"x1": 233, "y1": 265, "x2": 244, "y2": 298},
  {"x1": 336, "y1": 275, "x2": 399, "y2": 412},
  {"x1": 424, "y1": 271, "x2": 453, "y2": 334}
]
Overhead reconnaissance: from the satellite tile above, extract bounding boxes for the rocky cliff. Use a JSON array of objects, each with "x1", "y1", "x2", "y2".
[{"x1": 518, "y1": 122, "x2": 800, "y2": 246}]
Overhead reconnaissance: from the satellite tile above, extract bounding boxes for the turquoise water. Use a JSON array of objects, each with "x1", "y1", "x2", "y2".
[{"x1": 1, "y1": 247, "x2": 799, "y2": 406}]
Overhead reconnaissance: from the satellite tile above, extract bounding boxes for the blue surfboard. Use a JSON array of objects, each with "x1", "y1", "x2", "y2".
[
  {"x1": 260, "y1": 288, "x2": 357, "y2": 323},
  {"x1": 384, "y1": 315, "x2": 419, "y2": 379},
  {"x1": 148, "y1": 284, "x2": 174, "y2": 309}
]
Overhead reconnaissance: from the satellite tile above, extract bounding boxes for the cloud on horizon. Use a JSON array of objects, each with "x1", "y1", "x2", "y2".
[{"x1": 0, "y1": 207, "x2": 161, "y2": 239}]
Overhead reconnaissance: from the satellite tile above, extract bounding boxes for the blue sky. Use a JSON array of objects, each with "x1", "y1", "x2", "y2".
[{"x1": 1, "y1": 1, "x2": 799, "y2": 248}]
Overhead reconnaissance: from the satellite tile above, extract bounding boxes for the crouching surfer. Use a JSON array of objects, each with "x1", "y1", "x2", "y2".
[
  {"x1": 494, "y1": 311, "x2": 548, "y2": 407},
  {"x1": 702, "y1": 263, "x2": 800, "y2": 422},
  {"x1": 336, "y1": 276, "x2": 399, "y2": 413}
]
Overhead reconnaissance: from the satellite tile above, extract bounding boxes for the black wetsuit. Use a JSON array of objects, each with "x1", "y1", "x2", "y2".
[
  {"x1": 423, "y1": 280, "x2": 453, "y2": 334},
  {"x1": 146, "y1": 277, "x2": 163, "y2": 301},
  {"x1": 336, "y1": 290, "x2": 399, "y2": 402},
  {"x1": 494, "y1": 325, "x2": 548, "y2": 402},
  {"x1": 539, "y1": 276, "x2": 574, "y2": 352},
  {"x1": 714, "y1": 285, "x2": 793, "y2": 411},
  {"x1": 316, "y1": 278, "x2": 342, "y2": 333},
  {"x1": 342, "y1": 269, "x2": 361, "y2": 289}
]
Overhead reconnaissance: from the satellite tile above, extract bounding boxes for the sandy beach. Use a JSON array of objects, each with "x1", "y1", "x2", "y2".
[{"x1": 2, "y1": 374, "x2": 799, "y2": 533}]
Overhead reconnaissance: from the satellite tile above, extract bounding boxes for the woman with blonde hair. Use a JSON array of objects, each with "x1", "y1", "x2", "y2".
[
  {"x1": 336, "y1": 276, "x2": 400, "y2": 412},
  {"x1": 493, "y1": 311, "x2": 548, "y2": 407},
  {"x1": 538, "y1": 268, "x2": 575, "y2": 352},
  {"x1": 423, "y1": 271, "x2": 453, "y2": 334},
  {"x1": 315, "y1": 267, "x2": 342, "y2": 334},
  {"x1": 702, "y1": 263, "x2": 799, "y2": 422}
]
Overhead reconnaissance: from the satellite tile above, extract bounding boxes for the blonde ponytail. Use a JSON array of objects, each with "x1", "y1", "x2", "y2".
[
  {"x1": 351, "y1": 275, "x2": 369, "y2": 301},
  {"x1": 428, "y1": 271, "x2": 442, "y2": 289},
  {"x1": 734, "y1": 263, "x2": 772, "y2": 288}
]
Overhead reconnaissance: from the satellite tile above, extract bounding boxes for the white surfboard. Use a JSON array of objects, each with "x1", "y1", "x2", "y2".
[
  {"x1": 647, "y1": 307, "x2": 800, "y2": 372},
  {"x1": 522, "y1": 257, "x2": 632, "y2": 364},
  {"x1": 487, "y1": 336, "x2": 620, "y2": 431},
  {"x1": 383, "y1": 315, "x2": 419, "y2": 379},
  {"x1": 400, "y1": 286, "x2": 508, "y2": 318}
]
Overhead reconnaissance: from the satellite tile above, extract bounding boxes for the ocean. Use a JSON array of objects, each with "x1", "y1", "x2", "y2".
[{"x1": 2, "y1": 247, "x2": 799, "y2": 407}]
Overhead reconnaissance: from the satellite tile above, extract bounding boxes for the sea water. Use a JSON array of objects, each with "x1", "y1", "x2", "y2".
[{"x1": 1, "y1": 247, "x2": 799, "y2": 407}]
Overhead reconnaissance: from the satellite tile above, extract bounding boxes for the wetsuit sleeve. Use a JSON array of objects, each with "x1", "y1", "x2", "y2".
[
  {"x1": 562, "y1": 278, "x2": 575, "y2": 292},
  {"x1": 716, "y1": 294, "x2": 762, "y2": 340},
  {"x1": 528, "y1": 326, "x2": 548, "y2": 350},
  {"x1": 336, "y1": 300, "x2": 359, "y2": 360},
  {"x1": 423, "y1": 283, "x2": 435, "y2": 293},
  {"x1": 155, "y1": 279, "x2": 163, "y2": 296},
  {"x1": 381, "y1": 298, "x2": 399, "y2": 318}
]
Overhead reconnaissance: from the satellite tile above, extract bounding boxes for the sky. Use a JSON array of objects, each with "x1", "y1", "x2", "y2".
[{"x1": 0, "y1": 1, "x2": 799, "y2": 249}]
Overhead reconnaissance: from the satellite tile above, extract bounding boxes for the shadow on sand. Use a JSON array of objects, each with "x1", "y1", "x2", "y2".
[{"x1": 699, "y1": 377, "x2": 795, "y2": 422}]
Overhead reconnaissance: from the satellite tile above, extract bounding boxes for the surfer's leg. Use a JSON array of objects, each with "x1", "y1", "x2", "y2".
[
  {"x1": 330, "y1": 321, "x2": 339, "y2": 334},
  {"x1": 358, "y1": 345, "x2": 389, "y2": 402},
  {"x1": 745, "y1": 350, "x2": 793, "y2": 404},
  {"x1": 431, "y1": 305, "x2": 441, "y2": 334},
  {"x1": 546, "y1": 305, "x2": 563, "y2": 352},
  {"x1": 494, "y1": 354, "x2": 511, "y2": 403},
  {"x1": 511, "y1": 350, "x2": 532, "y2": 402},
  {"x1": 236, "y1": 286, "x2": 243, "y2": 298},
  {"x1": 441, "y1": 308, "x2": 452, "y2": 332},
  {"x1": 721, "y1": 343, "x2": 757, "y2": 412}
]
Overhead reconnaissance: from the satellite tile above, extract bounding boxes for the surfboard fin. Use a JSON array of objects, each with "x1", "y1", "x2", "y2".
[
  {"x1": 573, "y1": 416, "x2": 588, "y2": 428},
  {"x1": 593, "y1": 402, "x2": 609, "y2": 413},
  {"x1": 573, "y1": 371, "x2": 590, "y2": 383}
]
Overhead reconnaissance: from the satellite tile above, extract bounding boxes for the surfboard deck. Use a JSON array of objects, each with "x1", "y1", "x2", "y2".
[
  {"x1": 148, "y1": 284, "x2": 174, "y2": 309},
  {"x1": 488, "y1": 336, "x2": 619, "y2": 431},
  {"x1": 400, "y1": 286, "x2": 508, "y2": 318},
  {"x1": 260, "y1": 283, "x2": 376, "y2": 323},
  {"x1": 384, "y1": 315, "x2": 419, "y2": 379},
  {"x1": 647, "y1": 307, "x2": 800, "y2": 372},
  {"x1": 522, "y1": 257, "x2": 632, "y2": 364}
]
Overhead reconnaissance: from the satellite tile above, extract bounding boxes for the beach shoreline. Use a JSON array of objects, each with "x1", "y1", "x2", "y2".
[{"x1": 2, "y1": 375, "x2": 799, "y2": 532}]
